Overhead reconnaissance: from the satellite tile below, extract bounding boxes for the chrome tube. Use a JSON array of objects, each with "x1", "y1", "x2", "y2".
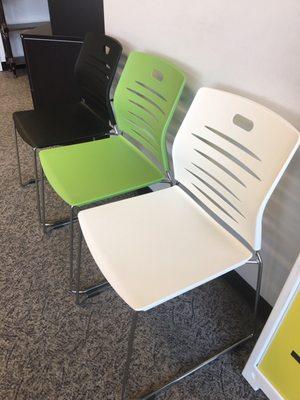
[{"x1": 14, "y1": 126, "x2": 35, "y2": 187}]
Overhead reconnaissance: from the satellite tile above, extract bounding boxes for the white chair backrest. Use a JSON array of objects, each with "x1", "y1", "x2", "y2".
[{"x1": 173, "y1": 88, "x2": 299, "y2": 250}]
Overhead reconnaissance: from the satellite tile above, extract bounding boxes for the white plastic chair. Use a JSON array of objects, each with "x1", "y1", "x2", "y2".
[{"x1": 77, "y1": 88, "x2": 300, "y2": 399}]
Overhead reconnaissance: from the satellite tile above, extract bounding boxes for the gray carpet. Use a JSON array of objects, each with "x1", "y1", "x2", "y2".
[{"x1": 0, "y1": 71, "x2": 268, "y2": 400}]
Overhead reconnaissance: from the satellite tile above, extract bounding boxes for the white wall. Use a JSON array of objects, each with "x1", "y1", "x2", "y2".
[
  {"x1": 104, "y1": 0, "x2": 300, "y2": 306},
  {"x1": 1, "y1": 0, "x2": 49, "y2": 58}
]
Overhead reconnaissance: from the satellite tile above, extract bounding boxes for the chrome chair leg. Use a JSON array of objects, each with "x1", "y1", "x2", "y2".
[
  {"x1": 253, "y1": 251, "x2": 263, "y2": 334},
  {"x1": 140, "y1": 335, "x2": 254, "y2": 400},
  {"x1": 13, "y1": 129, "x2": 67, "y2": 229},
  {"x1": 75, "y1": 227, "x2": 82, "y2": 305},
  {"x1": 39, "y1": 169, "x2": 74, "y2": 232},
  {"x1": 72, "y1": 225, "x2": 110, "y2": 303},
  {"x1": 14, "y1": 126, "x2": 36, "y2": 187},
  {"x1": 33, "y1": 148, "x2": 42, "y2": 223},
  {"x1": 40, "y1": 169, "x2": 47, "y2": 233},
  {"x1": 69, "y1": 206, "x2": 76, "y2": 289},
  {"x1": 71, "y1": 280, "x2": 111, "y2": 299},
  {"x1": 123, "y1": 253, "x2": 264, "y2": 400},
  {"x1": 121, "y1": 312, "x2": 139, "y2": 400},
  {"x1": 44, "y1": 218, "x2": 73, "y2": 231}
]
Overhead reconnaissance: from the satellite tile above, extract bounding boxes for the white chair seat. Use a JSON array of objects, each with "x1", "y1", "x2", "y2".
[{"x1": 79, "y1": 185, "x2": 252, "y2": 311}]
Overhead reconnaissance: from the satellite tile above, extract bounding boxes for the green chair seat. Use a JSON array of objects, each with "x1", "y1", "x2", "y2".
[{"x1": 40, "y1": 135, "x2": 164, "y2": 207}]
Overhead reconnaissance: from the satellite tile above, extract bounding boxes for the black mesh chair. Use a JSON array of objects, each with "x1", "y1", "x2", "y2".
[{"x1": 13, "y1": 32, "x2": 122, "y2": 224}]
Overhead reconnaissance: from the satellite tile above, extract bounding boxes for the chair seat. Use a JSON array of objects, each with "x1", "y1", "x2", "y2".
[
  {"x1": 39, "y1": 135, "x2": 164, "y2": 207},
  {"x1": 78, "y1": 185, "x2": 252, "y2": 311},
  {"x1": 13, "y1": 102, "x2": 111, "y2": 148}
]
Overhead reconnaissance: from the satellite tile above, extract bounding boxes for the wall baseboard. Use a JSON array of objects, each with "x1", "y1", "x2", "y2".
[{"x1": 225, "y1": 271, "x2": 272, "y2": 320}]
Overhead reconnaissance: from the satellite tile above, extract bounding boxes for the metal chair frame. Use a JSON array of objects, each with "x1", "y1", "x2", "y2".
[
  {"x1": 14, "y1": 122, "x2": 115, "y2": 230},
  {"x1": 72, "y1": 87, "x2": 299, "y2": 398},
  {"x1": 13, "y1": 32, "x2": 123, "y2": 228},
  {"x1": 74, "y1": 221, "x2": 263, "y2": 399},
  {"x1": 14, "y1": 125, "x2": 42, "y2": 223},
  {"x1": 39, "y1": 158, "x2": 172, "y2": 296}
]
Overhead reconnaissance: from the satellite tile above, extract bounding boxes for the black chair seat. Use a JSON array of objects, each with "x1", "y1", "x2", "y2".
[{"x1": 13, "y1": 102, "x2": 111, "y2": 149}]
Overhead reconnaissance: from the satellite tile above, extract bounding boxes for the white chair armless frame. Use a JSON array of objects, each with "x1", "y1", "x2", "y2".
[{"x1": 77, "y1": 88, "x2": 299, "y2": 399}]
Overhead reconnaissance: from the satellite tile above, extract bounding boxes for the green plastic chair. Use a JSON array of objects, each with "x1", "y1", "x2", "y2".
[{"x1": 39, "y1": 51, "x2": 185, "y2": 296}]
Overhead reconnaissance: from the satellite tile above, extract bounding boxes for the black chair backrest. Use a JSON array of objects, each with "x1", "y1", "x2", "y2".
[{"x1": 74, "y1": 32, "x2": 122, "y2": 125}]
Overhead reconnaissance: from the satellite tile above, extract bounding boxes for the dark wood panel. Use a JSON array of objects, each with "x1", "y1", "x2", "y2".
[
  {"x1": 48, "y1": 0, "x2": 104, "y2": 38},
  {"x1": 22, "y1": 33, "x2": 82, "y2": 108}
]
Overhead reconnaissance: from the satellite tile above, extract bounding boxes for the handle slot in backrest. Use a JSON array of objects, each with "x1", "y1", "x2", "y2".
[
  {"x1": 152, "y1": 69, "x2": 164, "y2": 81},
  {"x1": 104, "y1": 45, "x2": 111, "y2": 55},
  {"x1": 233, "y1": 114, "x2": 254, "y2": 132}
]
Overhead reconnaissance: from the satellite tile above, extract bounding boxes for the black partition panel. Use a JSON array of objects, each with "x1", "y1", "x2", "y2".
[
  {"x1": 22, "y1": 24, "x2": 83, "y2": 108},
  {"x1": 48, "y1": 0, "x2": 104, "y2": 38}
]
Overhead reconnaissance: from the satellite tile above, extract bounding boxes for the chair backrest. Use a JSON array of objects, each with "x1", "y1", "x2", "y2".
[
  {"x1": 173, "y1": 88, "x2": 299, "y2": 250},
  {"x1": 74, "y1": 32, "x2": 122, "y2": 125},
  {"x1": 113, "y1": 52, "x2": 185, "y2": 171}
]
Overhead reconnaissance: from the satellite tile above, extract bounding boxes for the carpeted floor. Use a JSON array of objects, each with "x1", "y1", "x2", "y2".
[{"x1": 0, "y1": 71, "x2": 268, "y2": 400}]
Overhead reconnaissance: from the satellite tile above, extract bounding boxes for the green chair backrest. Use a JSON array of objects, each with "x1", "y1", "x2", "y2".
[{"x1": 114, "y1": 52, "x2": 185, "y2": 172}]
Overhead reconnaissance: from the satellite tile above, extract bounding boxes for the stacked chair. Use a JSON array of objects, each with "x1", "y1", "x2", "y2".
[
  {"x1": 39, "y1": 51, "x2": 186, "y2": 297},
  {"x1": 12, "y1": 32, "x2": 300, "y2": 400},
  {"x1": 77, "y1": 88, "x2": 299, "y2": 398},
  {"x1": 13, "y1": 32, "x2": 122, "y2": 226}
]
